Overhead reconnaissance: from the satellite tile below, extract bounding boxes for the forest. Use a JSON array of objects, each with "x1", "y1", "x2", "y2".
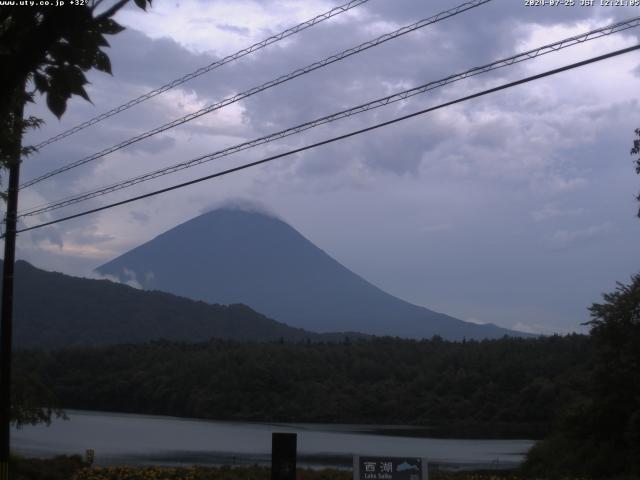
[{"x1": 15, "y1": 334, "x2": 591, "y2": 439}]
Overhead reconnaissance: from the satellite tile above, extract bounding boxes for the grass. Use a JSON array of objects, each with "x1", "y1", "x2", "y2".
[
  {"x1": 10, "y1": 456, "x2": 601, "y2": 480},
  {"x1": 10, "y1": 454, "x2": 87, "y2": 480},
  {"x1": 70, "y1": 465, "x2": 523, "y2": 480}
]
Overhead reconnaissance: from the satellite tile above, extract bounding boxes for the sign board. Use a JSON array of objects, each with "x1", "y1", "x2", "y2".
[
  {"x1": 84, "y1": 449, "x2": 95, "y2": 466},
  {"x1": 354, "y1": 456, "x2": 427, "y2": 480},
  {"x1": 272, "y1": 433, "x2": 297, "y2": 480}
]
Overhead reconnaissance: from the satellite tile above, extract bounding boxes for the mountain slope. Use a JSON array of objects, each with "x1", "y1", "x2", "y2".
[
  {"x1": 2, "y1": 260, "x2": 352, "y2": 349},
  {"x1": 97, "y1": 208, "x2": 525, "y2": 340}
]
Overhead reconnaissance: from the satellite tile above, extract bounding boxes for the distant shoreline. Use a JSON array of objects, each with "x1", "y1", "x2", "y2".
[{"x1": 56, "y1": 408, "x2": 543, "y2": 440}]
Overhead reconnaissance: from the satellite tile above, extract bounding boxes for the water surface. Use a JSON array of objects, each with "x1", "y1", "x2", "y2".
[{"x1": 12, "y1": 410, "x2": 534, "y2": 469}]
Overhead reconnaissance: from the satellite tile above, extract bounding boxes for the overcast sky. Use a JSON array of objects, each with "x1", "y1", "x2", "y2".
[{"x1": 11, "y1": 0, "x2": 640, "y2": 334}]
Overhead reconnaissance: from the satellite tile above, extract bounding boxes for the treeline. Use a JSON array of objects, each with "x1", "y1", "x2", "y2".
[{"x1": 15, "y1": 334, "x2": 591, "y2": 438}]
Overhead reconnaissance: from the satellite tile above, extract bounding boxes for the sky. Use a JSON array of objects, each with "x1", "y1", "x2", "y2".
[{"x1": 9, "y1": 0, "x2": 640, "y2": 335}]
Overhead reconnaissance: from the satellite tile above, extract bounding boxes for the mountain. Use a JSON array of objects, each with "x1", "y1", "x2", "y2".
[
  {"x1": 97, "y1": 207, "x2": 526, "y2": 340},
  {"x1": 2, "y1": 260, "x2": 357, "y2": 349}
]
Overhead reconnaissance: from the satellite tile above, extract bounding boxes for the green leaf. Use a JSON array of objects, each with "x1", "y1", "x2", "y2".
[
  {"x1": 95, "y1": 33, "x2": 110, "y2": 48},
  {"x1": 33, "y1": 72, "x2": 49, "y2": 93},
  {"x1": 48, "y1": 73, "x2": 70, "y2": 99},
  {"x1": 72, "y1": 84, "x2": 91, "y2": 103},
  {"x1": 46, "y1": 92, "x2": 67, "y2": 119},
  {"x1": 64, "y1": 65, "x2": 87, "y2": 86},
  {"x1": 98, "y1": 18, "x2": 125, "y2": 35},
  {"x1": 23, "y1": 116, "x2": 44, "y2": 130},
  {"x1": 47, "y1": 43, "x2": 66, "y2": 63},
  {"x1": 63, "y1": 67, "x2": 92, "y2": 102},
  {"x1": 94, "y1": 50, "x2": 112, "y2": 75}
]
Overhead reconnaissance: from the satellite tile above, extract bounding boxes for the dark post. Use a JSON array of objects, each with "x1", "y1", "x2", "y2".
[
  {"x1": 271, "y1": 432, "x2": 297, "y2": 480},
  {"x1": 0, "y1": 96, "x2": 24, "y2": 480}
]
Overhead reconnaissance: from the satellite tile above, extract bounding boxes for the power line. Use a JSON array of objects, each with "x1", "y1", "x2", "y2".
[
  {"x1": 32, "y1": 0, "x2": 372, "y2": 151},
  {"x1": 18, "y1": 16, "x2": 640, "y2": 218},
  {"x1": 20, "y1": 0, "x2": 492, "y2": 189},
  {"x1": 12, "y1": 44, "x2": 640, "y2": 236}
]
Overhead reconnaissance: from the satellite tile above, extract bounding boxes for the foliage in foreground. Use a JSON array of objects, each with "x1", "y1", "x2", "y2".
[
  {"x1": 69, "y1": 465, "x2": 523, "y2": 480},
  {"x1": 15, "y1": 456, "x2": 640, "y2": 480},
  {"x1": 10, "y1": 363, "x2": 65, "y2": 428},
  {"x1": 10, "y1": 454, "x2": 86, "y2": 480},
  {"x1": 522, "y1": 274, "x2": 640, "y2": 478},
  {"x1": 1, "y1": 0, "x2": 151, "y2": 429},
  {"x1": 10, "y1": 459, "x2": 525, "y2": 480}
]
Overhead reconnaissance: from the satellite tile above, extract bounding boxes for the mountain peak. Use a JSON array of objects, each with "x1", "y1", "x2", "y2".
[
  {"x1": 97, "y1": 208, "x2": 528, "y2": 340},
  {"x1": 200, "y1": 199, "x2": 281, "y2": 220}
]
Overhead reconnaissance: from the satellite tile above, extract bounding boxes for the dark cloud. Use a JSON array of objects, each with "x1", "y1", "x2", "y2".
[
  {"x1": 107, "y1": 29, "x2": 219, "y2": 89},
  {"x1": 200, "y1": 197, "x2": 281, "y2": 218}
]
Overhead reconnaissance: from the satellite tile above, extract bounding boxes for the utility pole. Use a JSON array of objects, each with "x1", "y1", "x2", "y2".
[{"x1": 0, "y1": 95, "x2": 24, "y2": 480}]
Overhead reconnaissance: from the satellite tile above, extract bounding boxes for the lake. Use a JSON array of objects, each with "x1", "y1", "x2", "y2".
[{"x1": 12, "y1": 410, "x2": 534, "y2": 469}]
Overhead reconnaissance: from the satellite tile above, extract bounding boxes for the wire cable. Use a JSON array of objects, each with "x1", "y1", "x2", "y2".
[
  {"x1": 32, "y1": 0, "x2": 372, "y2": 150},
  {"x1": 12, "y1": 43, "x2": 640, "y2": 236},
  {"x1": 20, "y1": 0, "x2": 492, "y2": 189},
  {"x1": 18, "y1": 16, "x2": 640, "y2": 218}
]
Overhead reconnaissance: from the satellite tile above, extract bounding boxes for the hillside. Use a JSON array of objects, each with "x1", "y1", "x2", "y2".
[
  {"x1": 2, "y1": 260, "x2": 355, "y2": 349},
  {"x1": 98, "y1": 207, "x2": 527, "y2": 340}
]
